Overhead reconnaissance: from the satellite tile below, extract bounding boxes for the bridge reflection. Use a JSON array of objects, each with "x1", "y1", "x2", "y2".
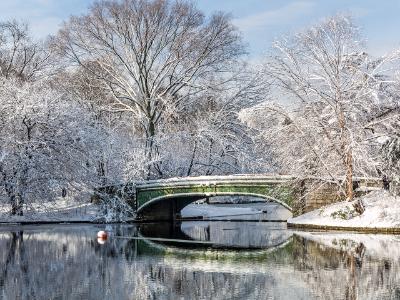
[{"x1": 138, "y1": 221, "x2": 293, "y2": 250}]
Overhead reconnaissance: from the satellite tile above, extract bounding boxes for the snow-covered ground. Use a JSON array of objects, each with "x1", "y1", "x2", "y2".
[
  {"x1": 289, "y1": 190, "x2": 400, "y2": 229},
  {"x1": 182, "y1": 204, "x2": 261, "y2": 218},
  {"x1": 181, "y1": 203, "x2": 292, "y2": 220},
  {"x1": 0, "y1": 200, "x2": 102, "y2": 223}
]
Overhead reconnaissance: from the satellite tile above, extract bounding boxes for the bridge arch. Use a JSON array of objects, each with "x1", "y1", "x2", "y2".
[{"x1": 136, "y1": 191, "x2": 292, "y2": 221}]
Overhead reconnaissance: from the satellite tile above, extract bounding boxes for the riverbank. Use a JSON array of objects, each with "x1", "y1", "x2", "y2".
[
  {"x1": 0, "y1": 200, "x2": 102, "y2": 224},
  {"x1": 0, "y1": 201, "x2": 289, "y2": 224},
  {"x1": 288, "y1": 190, "x2": 400, "y2": 232}
]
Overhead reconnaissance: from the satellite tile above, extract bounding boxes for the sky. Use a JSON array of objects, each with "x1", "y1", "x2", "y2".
[{"x1": 0, "y1": 0, "x2": 399, "y2": 60}]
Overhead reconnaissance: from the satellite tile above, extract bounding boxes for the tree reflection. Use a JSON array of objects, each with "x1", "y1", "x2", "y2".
[
  {"x1": 0, "y1": 231, "x2": 23, "y2": 288},
  {"x1": 0, "y1": 225, "x2": 399, "y2": 299}
]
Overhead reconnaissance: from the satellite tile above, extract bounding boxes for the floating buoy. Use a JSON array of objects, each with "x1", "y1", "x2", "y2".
[
  {"x1": 97, "y1": 230, "x2": 108, "y2": 239},
  {"x1": 97, "y1": 231, "x2": 108, "y2": 244},
  {"x1": 97, "y1": 237, "x2": 106, "y2": 245}
]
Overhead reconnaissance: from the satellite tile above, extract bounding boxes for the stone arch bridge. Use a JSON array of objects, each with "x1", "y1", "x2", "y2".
[{"x1": 96, "y1": 174, "x2": 382, "y2": 221}]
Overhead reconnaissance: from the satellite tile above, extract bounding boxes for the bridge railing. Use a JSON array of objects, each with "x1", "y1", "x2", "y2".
[
  {"x1": 95, "y1": 175, "x2": 382, "y2": 191},
  {"x1": 135, "y1": 174, "x2": 296, "y2": 189}
]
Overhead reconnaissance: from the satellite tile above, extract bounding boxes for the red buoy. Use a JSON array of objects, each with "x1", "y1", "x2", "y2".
[
  {"x1": 97, "y1": 230, "x2": 108, "y2": 239},
  {"x1": 97, "y1": 237, "x2": 106, "y2": 245}
]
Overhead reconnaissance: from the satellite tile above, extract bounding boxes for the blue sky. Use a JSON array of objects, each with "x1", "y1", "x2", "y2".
[{"x1": 1, "y1": 0, "x2": 399, "y2": 59}]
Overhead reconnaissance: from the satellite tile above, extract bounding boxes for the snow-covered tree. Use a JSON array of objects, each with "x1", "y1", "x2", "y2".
[
  {"x1": 378, "y1": 74, "x2": 400, "y2": 192},
  {"x1": 0, "y1": 79, "x2": 102, "y2": 215},
  {"x1": 150, "y1": 67, "x2": 267, "y2": 177},
  {"x1": 52, "y1": 0, "x2": 245, "y2": 178},
  {"x1": 240, "y1": 15, "x2": 399, "y2": 208},
  {"x1": 51, "y1": 66, "x2": 148, "y2": 184},
  {"x1": 382, "y1": 136, "x2": 400, "y2": 189}
]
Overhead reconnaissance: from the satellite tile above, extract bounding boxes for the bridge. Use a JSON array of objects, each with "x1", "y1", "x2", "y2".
[
  {"x1": 118, "y1": 175, "x2": 296, "y2": 221},
  {"x1": 96, "y1": 174, "x2": 383, "y2": 221}
]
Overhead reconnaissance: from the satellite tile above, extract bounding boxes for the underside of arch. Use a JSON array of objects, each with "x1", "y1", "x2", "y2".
[{"x1": 136, "y1": 192, "x2": 292, "y2": 221}]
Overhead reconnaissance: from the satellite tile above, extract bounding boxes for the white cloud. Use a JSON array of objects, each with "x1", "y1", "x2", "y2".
[{"x1": 233, "y1": 1, "x2": 315, "y2": 33}]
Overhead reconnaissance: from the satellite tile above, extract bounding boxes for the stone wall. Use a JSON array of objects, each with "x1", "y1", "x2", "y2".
[
  {"x1": 303, "y1": 181, "x2": 343, "y2": 213},
  {"x1": 293, "y1": 178, "x2": 383, "y2": 216}
]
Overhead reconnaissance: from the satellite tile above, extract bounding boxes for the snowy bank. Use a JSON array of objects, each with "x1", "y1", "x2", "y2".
[
  {"x1": 181, "y1": 204, "x2": 262, "y2": 219},
  {"x1": 288, "y1": 190, "x2": 400, "y2": 231},
  {"x1": 181, "y1": 203, "x2": 292, "y2": 220},
  {"x1": 0, "y1": 201, "x2": 104, "y2": 223}
]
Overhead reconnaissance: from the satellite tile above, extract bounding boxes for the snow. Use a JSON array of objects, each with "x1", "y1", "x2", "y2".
[
  {"x1": 181, "y1": 203, "x2": 292, "y2": 220},
  {"x1": 181, "y1": 204, "x2": 262, "y2": 219},
  {"x1": 288, "y1": 190, "x2": 400, "y2": 228},
  {"x1": 0, "y1": 200, "x2": 103, "y2": 223}
]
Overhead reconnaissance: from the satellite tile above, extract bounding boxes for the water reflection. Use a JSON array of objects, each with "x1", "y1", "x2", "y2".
[
  {"x1": 293, "y1": 232, "x2": 400, "y2": 300},
  {"x1": 139, "y1": 221, "x2": 292, "y2": 249},
  {"x1": 0, "y1": 224, "x2": 399, "y2": 299}
]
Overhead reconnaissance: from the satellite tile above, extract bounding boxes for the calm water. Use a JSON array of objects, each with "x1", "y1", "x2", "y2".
[{"x1": 0, "y1": 221, "x2": 399, "y2": 299}]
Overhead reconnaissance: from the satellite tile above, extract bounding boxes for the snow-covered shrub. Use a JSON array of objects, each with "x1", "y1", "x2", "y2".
[
  {"x1": 330, "y1": 206, "x2": 359, "y2": 220},
  {"x1": 99, "y1": 196, "x2": 135, "y2": 223}
]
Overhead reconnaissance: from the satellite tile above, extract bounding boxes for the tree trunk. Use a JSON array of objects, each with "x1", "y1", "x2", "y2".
[
  {"x1": 145, "y1": 119, "x2": 156, "y2": 179},
  {"x1": 11, "y1": 177, "x2": 24, "y2": 216},
  {"x1": 346, "y1": 149, "x2": 354, "y2": 201},
  {"x1": 186, "y1": 140, "x2": 198, "y2": 176},
  {"x1": 10, "y1": 192, "x2": 24, "y2": 216},
  {"x1": 97, "y1": 160, "x2": 107, "y2": 185},
  {"x1": 346, "y1": 149, "x2": 365, "y2": 214}
]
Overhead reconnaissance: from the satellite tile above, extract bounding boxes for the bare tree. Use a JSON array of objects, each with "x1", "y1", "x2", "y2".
[
  {"x1": 0, "y1": 20, "x2": 50, "y2": 81},
  {"x1": 53, "y1": 0, "x2": 244, "y2": 177}
]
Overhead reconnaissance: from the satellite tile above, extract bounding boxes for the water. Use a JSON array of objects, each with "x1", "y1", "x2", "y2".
[{"x1": 0, "y1": 222, "x2": 399, "y2": 299}]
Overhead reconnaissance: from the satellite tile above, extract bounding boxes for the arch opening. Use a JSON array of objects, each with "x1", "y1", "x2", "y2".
[{"x1": 136, "y1": 192, "x2": 292, "y2": 221}]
